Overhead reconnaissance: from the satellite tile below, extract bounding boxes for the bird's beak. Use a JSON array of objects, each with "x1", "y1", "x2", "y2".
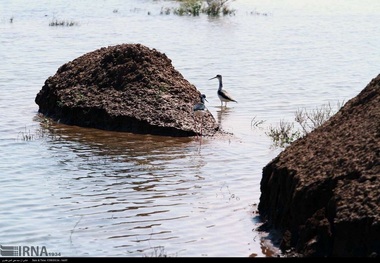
[
  {"x1": 209, "y1": 76, "x2": 217, "y2": 80},
  {"x1": 204, "y1": 98, "x2": 208, "y2": 102}
]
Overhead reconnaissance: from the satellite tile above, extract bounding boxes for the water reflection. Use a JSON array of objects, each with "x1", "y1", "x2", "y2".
[
  {"x1": 215, "y1": 106, "x2": 234, "y2": 130},
  {"x1": 250, "y1": 214, "x2": 282, "y2": 258},
  {"x1": 33, "y1": 114, "x2": 219, "y2": 256},
  {"x1": 36, "y1": 116, "x2": 193, "y2": 151},
  {"x1": 36, "y1": 112, "x2": 212, "y2": 160}
]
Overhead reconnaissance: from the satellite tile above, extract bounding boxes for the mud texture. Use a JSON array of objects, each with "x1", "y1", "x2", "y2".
[
  {"x1": 258, "y1": 74, "x2": 380, "y2": 257},
  {"x1": 35, "y1": 43, "x2": 219, "y2": 137}
]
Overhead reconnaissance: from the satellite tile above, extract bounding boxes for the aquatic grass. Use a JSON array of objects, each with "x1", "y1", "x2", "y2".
[
  {"x1": 251, "y1": 116, "x2": 265, "y2": 129},
  {"x1": 18, "y1": 127, "x2": 34, "y2": 141},
  {"x1": 17, "y1": 116, "x2": 59, "y2": 142},
  {"x1": 266, "y1": 101, "x2": 345, "y2": 148},
  {"x1": 203, "y1": 0, "x2": 235, "y2": 16},
  {"x1": 249, "y1": 9, "x2": 270, "y2": 16},
  {"x1": 217, "y1": 182, "x2": 240, "y2": 201},
  {"x1": 266, "y1": 120, "x2": 301, "y2": 148},
  {"x1": 70, "y1": 216, "x2": 83, "y2": 246},
  {"x1": 174, "y1": 0, "x2": 202, "y2": 16},
  {"x1": 17, "y1": 126, "x2": 51, "y2": 141},
  {"x1": 144, "y1": 246, "x2": 169, "y2": 257},
  {"x1": 142, "y1": 231, "x2": 178, "y2": 257},
  {"x1": 171, "y1": 0, "x2": 235, "y2": 17},
  {"x1": 160, "y1": 7, "x2": 172, "y2": 15},
  {"x1": 295, "y1": 101, "x2": 344, "y2": 135},
  {"x1": 49, "y1": 19, "x2": 79, "y2": 27}
]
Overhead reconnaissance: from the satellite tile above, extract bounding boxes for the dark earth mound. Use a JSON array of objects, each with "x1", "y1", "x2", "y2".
[
  {"x1": 258, "y1": 74, "x2": 380, "y2": 257},
  {"x1": 35, "y1": 43, "x2": 219, "y2": 137}
]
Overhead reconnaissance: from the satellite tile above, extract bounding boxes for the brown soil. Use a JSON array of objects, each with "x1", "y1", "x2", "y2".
[
  {"x1": 35, "y1": 43, "x2": 220, "y2": 137},
  {"x1": 258, "y1": 74, "x2": 380, "y2": 257}
]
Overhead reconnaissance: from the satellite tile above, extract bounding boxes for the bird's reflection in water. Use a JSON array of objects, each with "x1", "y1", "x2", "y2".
[{"x1": 216, "y1": 106, "x2": 233, "y2": 130}]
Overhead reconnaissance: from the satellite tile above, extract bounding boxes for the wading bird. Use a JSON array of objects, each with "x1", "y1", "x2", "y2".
[
  {"x1": 193, "y1": 94, "x2": 208, "y2": 138},
  {"x1": 209, "y1": 74, "x2": 237, "y2": 107}
]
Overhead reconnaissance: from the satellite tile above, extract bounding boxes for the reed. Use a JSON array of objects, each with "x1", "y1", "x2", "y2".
[
  {"x1": 49, "y1": 19, "x2": 78, "y2": 27},
  {"x1": 266, "y1": 120, "x2": 301, "y2": 148},
  {"x1": 18, "y1": 127, "x2": 34, "y2": 141},
  {"x1": 172, "y1": 0, "x2": 235, "y2": 17},
  {"x1": 266, "y1": 101, "x2": 345, "y2": 148},
  {"x1": 251, "y1": 116, "x2": 265, "y2": 129},
  {"x1": 203, "y1": 0, "x2": 235, "y2": 16}
]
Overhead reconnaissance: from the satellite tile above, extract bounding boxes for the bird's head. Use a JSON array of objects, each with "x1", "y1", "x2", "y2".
[
  {"x1": 209, "y1": 74, "x2": 222, "y2": 81},
  {"x1": 200, "y1": 94, "x2": 208, "y2": 103}
]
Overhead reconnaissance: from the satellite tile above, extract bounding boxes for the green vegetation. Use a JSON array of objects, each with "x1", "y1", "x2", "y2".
[
  {"x1": 143, "y1": 232, "x2": 178, "y2": 257},
  {"x1": 170, "y1": 0, "x2": 235, "y2": 17},
  {"x1": 294, "y1": 101, "x2": 344, "y2": 135},
  {"x1": 144, "y1": 246, "x2": 169, "y2": 257},
  {"x1": 251, "y1": 116, "x2": 265, "y2": 128},
  {"x1": 174, "y1": 0, "x2": 202, "y2": 16},
  {"x1": 18, "y1": 127, "x2": 34, "y2": 141},
  {"x1": 263, "y1": 101, "x2": 345, "y2": 148},
  {"x1": 49, "y1": 19, "x2": 79, "y2": 27},
  {"x1": 203, "y1": 0, "x2": 235, "y2": 16},
  {"x1": 266, "y1": 120, "x2": 301, "y2": 148},
  {"x1": 17, "y1": 116, "x2": 58, "y2": 142}
]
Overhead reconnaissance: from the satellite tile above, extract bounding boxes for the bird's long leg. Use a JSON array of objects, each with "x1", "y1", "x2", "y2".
[
  {"x1": 197, "y1": 117, "x2": 200, "y2": 140},
  {"x1": 194, "y1": 115, "x2": 199, "y2": 140},
  {"x1": 200, "y1": 115, "x2": 203, "y2": 144},
  {"x1": 201, "y1": 115, "x2": 203, "y2": 137},
  {"x1": 198, "y1": 117, "x2": 202, "y2": 140}
]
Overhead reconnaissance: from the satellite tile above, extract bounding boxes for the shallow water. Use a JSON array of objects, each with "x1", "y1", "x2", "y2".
[{"x1": 1, "y1": 0, "x2": 379, "y2": 257}]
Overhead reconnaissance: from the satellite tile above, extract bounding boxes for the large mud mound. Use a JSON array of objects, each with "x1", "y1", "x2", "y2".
[
  {"x1": 258, "y1": 74, "x2": 380, "y2": 257},
  {"x1": 35, "y1": 43, "x2": 219, "y2": 137}
]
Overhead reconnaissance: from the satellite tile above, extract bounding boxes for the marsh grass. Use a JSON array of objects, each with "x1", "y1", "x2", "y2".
[
  {"x1": 266, "y1": 101, "x2": 345, "y2": 148},
  {"x1": 251, "y1": 116, "x2": 265, "y2": 129},
  {"x1": 49, "y1": 19, "x2": 79, "y2": 27},
  {"x1": 142, "y1": 231, "x2": 178, "y2": 257},
  {"x1": 70, "y1": 216, "x2": 83, "y2": 246},
  {"x1": 17, "y1": 116, "x2": 59, "y2": 142},
  {"x1": 295, "y1": 101, "x2": 344, "y2": 134},
  {"x1": 17, "y1": 127, "x2": 42, "y2": 141},
  {"x1": 217, "y1": 182, "x2": 240, "y2": 201},
  {"x1": 204, "y1": 0, "x2": 235, "y2": 16},
  {"x1": 172, "y1": 0, "x2": 235, "y2": 16},
  {"x1": 18, "y1": 127, "x2": 34, "y2": 141},
  {"x1": 266, "y1": 121, "x2": 301, "y2": 148},
  {"x1": 144, "y1": 246, "x2": 169, "y2": 257},
  {"x1": 174, "y1": 0, "x2": 202, "y2": 16},
  {"x1": 160, "y1": 7, "x2": 172, "y2": 15}
]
